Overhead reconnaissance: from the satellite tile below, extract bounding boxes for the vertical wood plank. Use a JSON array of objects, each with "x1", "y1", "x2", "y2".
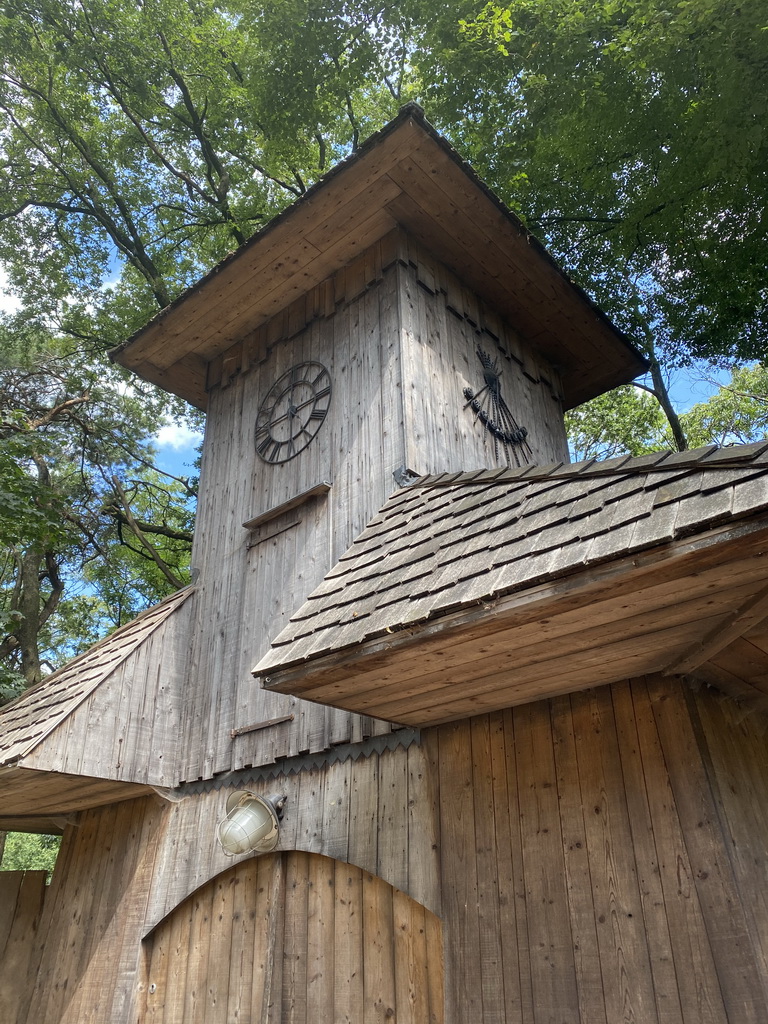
[
  {"x1": 424, "y1": 901, "x2": 445, "y2": 1024},
  {"x1": 261, "y1": 854, "x2": 286, "y2": 1024},
  {"x1": 570, "y1": 687, "x2": 659, "y2": 1024},
  {"x1": 226, "y1": 859, "x2": 254, "y2": 1024},
  {"x1": 393, "y1": 888, "x2": 427, "y2": 1024},
  {"x1": 348, "y1": 752, "x2": 379, "y2": 876},
  {"x1": 362, "y1": 871, "x2": 396, "y2": 1023},
  {"x1": 630, "y1": 679, "x2": 727, "y2": 1024},
  {"x1": 691, "y1": 686, "x2": 768, "y2": 991},
  {"x1": 306, "y1": 854, "x2": 334, "y2": 1018},
  {"x1": 333, "y1": 859, "x2": 364, "y2": 1023},
  {"x1": 550, "y1": 694, "x2": 608, "y2": 1024},
  {"x1": 437, "y1": 719, "x2": 482, "y2": 1019},
  {"x1": 649, "y1": 675, "x2": 766, "y2": 1023},
  {"x1": 407, "y1": 735, "x2": 441, "y2": 916},
  {"x1": 501, "y1": 707, "x2": 535, "y2": 1023},
  {"x1": 470, "y1": 714, "x2": 506, "y2": 1022},
  {"x1": 514, "y1": 700, "x2": 579, "y2": 1023},
  {"x1": 282, "y1": 850, "x2": 309, "y2": 1024},
  {"x1": 377, "y1": 746, "x2": 409, "y2": 896},
  {"x1": 611, "y1": 682, "x2": 686, "y2": 1024}
]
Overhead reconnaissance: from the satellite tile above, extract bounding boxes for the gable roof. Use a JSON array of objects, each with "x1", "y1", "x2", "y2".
[
  {"x1": 0, "y1": 587, "x2": 193, "y2": 770},
  {"x1": 111, "y1": 104, "x2": 647, "y2": 411},
  {"x1": 255, "y1": 444, "x2": 768, "y2": 724}
]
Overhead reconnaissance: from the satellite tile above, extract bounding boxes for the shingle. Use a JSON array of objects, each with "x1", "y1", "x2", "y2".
[
  {"x1": 652, "y1": 472, "x2": 704, "y2": 506},
  {"x1": 732, "y1": 474, "x2": 768, "y2": 516},
  {"x1": 659, "y1": 446, "x2": 717, "y2": 466},
  {"x1": 587, "y1": 453, "x2": 633, "y2": 474},
  {"x1": 0, "y1": 588, "x2": 193, "y2": 766},
  {"x1": 257, "y1": 446, "x2": 768, "y2": 675},
  {"x1": 673, "y1": 486, "x2": 735, "y2": 534},
  {"x1": 700, "y1": 441, "x2": 768, "y2": 463}
]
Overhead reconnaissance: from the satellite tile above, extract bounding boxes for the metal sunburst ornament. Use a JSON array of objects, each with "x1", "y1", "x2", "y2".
[{"x1": 463, "y1": 348, "x2": 533, "y2": 467}]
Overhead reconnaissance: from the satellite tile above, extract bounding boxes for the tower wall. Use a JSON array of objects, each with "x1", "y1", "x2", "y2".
[{"x1": 183, "y1": 231, "x2": 568, "y2": 782}]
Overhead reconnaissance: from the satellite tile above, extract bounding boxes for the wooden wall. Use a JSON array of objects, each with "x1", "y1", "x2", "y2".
[
  {"x1": 184, "y1": 229, "x2": 567, "y2": 784},
  {"x1": 0, "y1": 870, "x2": 47, "y2": 1024},
  {"x1": 143, "y1": 852, "x2": 443, "y2": 1023},
  {"x1": 17, "y1": 679, "x2": 768, "y2": 1023},
  {"x1": 397, "y1": 236, "x2": 569, "y2": 474},
  {"x1": 21, "y1": 591, "x2": 194, "y2": 788},
  {"x1": 432, "y1": 676, "x2": 768, "y2": 1023}
]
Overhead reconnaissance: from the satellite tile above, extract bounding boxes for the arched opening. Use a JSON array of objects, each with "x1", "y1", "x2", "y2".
[{"x1": 143, "y1": 850, "x2": 443, "y2": 1022}]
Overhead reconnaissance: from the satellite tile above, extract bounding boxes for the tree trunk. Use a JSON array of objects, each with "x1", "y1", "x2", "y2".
[
  {"x1": 648, "y1": 353, "x2": 688, "y2": 452},
  {"x1": 18, "y1": 548, "x2": 43, "y2": 688}
]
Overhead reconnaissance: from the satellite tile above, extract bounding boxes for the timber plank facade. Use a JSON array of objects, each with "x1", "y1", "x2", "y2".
[{"x1": 1, "y1": 106, "x2": 767, "y2": 1022}]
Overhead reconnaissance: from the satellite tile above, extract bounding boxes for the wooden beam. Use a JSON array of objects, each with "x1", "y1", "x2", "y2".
[
  {"x1": 664, "y1": 580, "x2": 768, "y2": 676},
  {"x1": 242, "y1": 481, "x2": 332, "y2": 530}
]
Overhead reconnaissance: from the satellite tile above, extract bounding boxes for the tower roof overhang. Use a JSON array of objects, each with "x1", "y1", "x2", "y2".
[{"x1": 111, "y1": 105, "x2": 647, "y2": 411}]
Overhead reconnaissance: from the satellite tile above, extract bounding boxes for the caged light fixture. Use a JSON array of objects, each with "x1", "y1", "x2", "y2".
[{"x1": 216, "y1": 791, "x2": 286, "y2": 856}]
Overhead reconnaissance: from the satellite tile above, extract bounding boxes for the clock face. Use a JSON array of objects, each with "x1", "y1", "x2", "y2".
[
  {"x1": 254, "y1": 361, "x2": 332, "y2": 464},
  {"x1": 463, "y1": 347, "x2": 532, "y2": 467}
]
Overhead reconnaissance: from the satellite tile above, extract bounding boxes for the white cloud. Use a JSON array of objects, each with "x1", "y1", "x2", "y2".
[
  {"x1": 0, "y1": 266, "x2": 20, "y2": 315},
  {"x1": 155, "y1": 420, "x2": 204, "y2": 451}
]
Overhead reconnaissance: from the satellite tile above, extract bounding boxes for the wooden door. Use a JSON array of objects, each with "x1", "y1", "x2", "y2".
[{"x1": 143, "y1": 851, "x2": 443, "y2": 1023}]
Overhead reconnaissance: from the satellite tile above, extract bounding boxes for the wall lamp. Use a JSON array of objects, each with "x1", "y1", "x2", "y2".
[{"x1": 216, "y1": 791, "x2": 286, "y2": 856}]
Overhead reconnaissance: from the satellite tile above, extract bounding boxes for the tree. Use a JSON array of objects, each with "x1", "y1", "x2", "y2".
[
  {"x1": 1, "y1": 0, "x2": 766, "y2": 693},
  {"x1": 414, "y1": 0, "x2": 768, "y2": 365},
  {"x1": 566, "y1": 364, "x2": 768, "y2": 462},
  {"x1": 410, "y1": 0, "x2": 768, "y2": 449},
  {"x1": 0, "y1": 0, "x2": 417, "y2": 695},
  {"x1": 0, "y1": 0, "x2": 414, "y2": 346},
  {"x1": 680, "y1": 364, "x2": 768, "y2": 449},
  {"x1": 0, "y1": 830, "x2": 61, "y2": 881},
  {"x1": 0, "y1": 322, "x2": 196, "y2": 698}
]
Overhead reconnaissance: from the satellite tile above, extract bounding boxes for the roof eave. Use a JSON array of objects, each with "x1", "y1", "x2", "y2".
[{"x1": 111, "y1": 104, "x2": 647, "y2": 411}]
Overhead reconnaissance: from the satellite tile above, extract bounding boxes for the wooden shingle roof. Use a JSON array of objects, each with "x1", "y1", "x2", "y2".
[
  {"x1": 256, "y1": 444, "x2": 768, "y2": 724},
  {"x1": 112, "y1": 105, "x2": 647, "y2": 410},
  {"x1": 0, "y1": 587, "x2": 192, "y2": 769},
  {"x1": 0, "y1": 588, "x2": 193, "y2": 831}
]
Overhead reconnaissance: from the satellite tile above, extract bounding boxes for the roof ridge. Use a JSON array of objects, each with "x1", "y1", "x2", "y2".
[{"x1": 406, "y1": 443, "x2": 768, "y2": 491}]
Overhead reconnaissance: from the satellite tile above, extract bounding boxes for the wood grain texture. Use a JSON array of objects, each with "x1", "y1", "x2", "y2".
[
  {"x1": 144, "y1": 852, "x2": 443, "y2": 1024},
  {"x1": 11, "y1": 677, "x2": 768, "y2": 1023},
  {"x1": 0, "y1": 871, "x2": 47, "y2": 1024}
]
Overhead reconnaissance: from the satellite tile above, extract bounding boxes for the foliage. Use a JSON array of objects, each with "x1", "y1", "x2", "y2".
[
  {"x1": 566, "y1": 384, "x2": 666, "y2": 462},
  {"x1": 0, "y1": 322, "x2": 196, "y2": 697},
  {"x1": 0, "y1": 0, "x2": 413, "y2": 345},
  {"x1": 567, "y1": 364, "x2": 768, "y2": 462},
  {"x1": 680, "y1": 365, "x2": 768, "y2": 448},
  {"x1": 0, "y1": 0, "x2": 766, "y2": 692},
  {"x1": 413, "y1": 0, "x2": 768, "y2": 367},
  {"x1": 0, "y1": 830, "x2": 61, "y2": 881}
]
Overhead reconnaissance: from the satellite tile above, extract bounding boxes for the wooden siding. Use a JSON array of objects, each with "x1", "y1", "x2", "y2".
[
  {"x1": 397, "y1": 238, "x2": 568, "y2": 473},
  {"x1": 20, "y1": 590, "x2": 194, "y2": 788},
  {"x1": 15, "y1": 676, "x2": 768, "y2": 1023},
  {"x1": 143, "y1": 852, "x2": 443, "y2": 1023},
  {"x1": 432, "y1": 677, "x2": 768, "y2": 1022},
  {"x1": 184, "y1": 240, "x2": 566, "y2": 782},
  {"x1": 143, "y1": 738, "x2": 441, "y2": 931},
  {"x1": 182, "y1": 262, "x2": 406, "y2": 782},
  {"x1": 0, "y1": 588, "x2": 192, "y2": 774},
  {"x1": 0, "y1": 871, "x2": 47, "y2": 1024},
  {"x1": 23, "y1": 795, "x2": 169, "y2": 1024}
]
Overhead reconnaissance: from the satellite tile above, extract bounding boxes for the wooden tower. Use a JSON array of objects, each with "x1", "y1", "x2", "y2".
[{"x1": 2, "y1": 106, "x2": 768, "y2": 1024}]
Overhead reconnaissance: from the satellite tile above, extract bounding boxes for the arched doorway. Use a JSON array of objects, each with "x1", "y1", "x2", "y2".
[{"x1": 143, "y1": 851, "x2": 443, "y2": 1022}]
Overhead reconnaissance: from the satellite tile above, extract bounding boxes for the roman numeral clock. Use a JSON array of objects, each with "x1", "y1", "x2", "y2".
[{"x1": 254, "y1": 361, "x2": 332, "y2": 464}]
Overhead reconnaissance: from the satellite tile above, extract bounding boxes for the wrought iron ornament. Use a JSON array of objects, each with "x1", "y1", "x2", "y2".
[
  {"x1": 463, "y1": 348, "x2": 532, "y2": 467},
  {"x1": 255, "y1": 361, "x2": 332, "y2": 464}
]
